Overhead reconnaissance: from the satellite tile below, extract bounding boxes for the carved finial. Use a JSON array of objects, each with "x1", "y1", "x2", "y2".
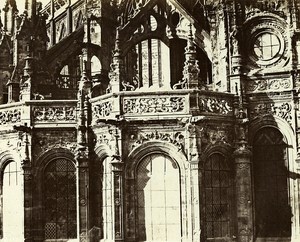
[
  {"x1": 187, "y1": 23, "x2": 195, "y2": 52},
  {"x1": 174, "y1": 23, "x2": 199, "y2": 89},
  {"x1": 114, "y1": 27, "x2": 121, "y2": 57}
]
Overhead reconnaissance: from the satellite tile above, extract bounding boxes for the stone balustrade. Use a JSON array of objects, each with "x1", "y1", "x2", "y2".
[
  {"x1": 0, "y1": 100, "x2": 77, "y2": 131},
  {"x1": 91, "y1": 90, "x2": 235, "y2": 124}
]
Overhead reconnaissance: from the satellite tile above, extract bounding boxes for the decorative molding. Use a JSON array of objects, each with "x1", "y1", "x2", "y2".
[
  {"x1": 0, "y1": 108, "x2": 21, "y2": 125},
  {"x1": 33, "y1": 106, "x2": 76, "y2": 122},
  {"x1": 130, "y1": 130, "x2": 185, "y2": 152},
  {"x1": 250, "y1": 102, "x2": 292, "y2": 124},
  {"x1": 247, "y1": 79, "x2": 291, "y2": 92},
  {"x1": 123, "y1": 96, "x2": 187, "y2": 115},
  {"x1": 199, "y1": 97, "x2": 233, "y2": 115}
]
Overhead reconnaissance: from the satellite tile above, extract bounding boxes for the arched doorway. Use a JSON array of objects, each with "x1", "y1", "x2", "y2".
[
  {"x1": 253, "y1": 127, "x2": 291, "y2": 239},
  {"x1": 201, "y1": 153, "x2": 233, "y2": 241},
  {"x1": 44, "y1": 157, "x2": 77, "y2": 240},
  {"x1": 136, "y1": 153, "x2": 181, "y2": 241}
]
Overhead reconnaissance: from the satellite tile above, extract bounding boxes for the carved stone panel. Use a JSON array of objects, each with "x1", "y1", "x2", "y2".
[
  {"x1": 249, "y1": 101, "x2": 292, "y2": 125},
  {"x1": 123, "y1": 95, "x2": 188, "y2": 116},
  {"x1": 247, "y1": 78, "x2": 292, "y2": 93},
  {"x1": 0, "y1": 107, "x2": 21, "y2": 126},
  {"x1": 33, "y1": 106, "x2": 76, "y2": 123},
  {"x1": 33, "y1": 130, "x2": 77, "y2": 160}
]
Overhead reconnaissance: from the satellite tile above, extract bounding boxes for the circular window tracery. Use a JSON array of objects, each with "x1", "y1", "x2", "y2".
[
  {"x1": 244, "y1": 17, "x2": 288, "y2": 69},
  {"x1": 253, "y1": 33, "x2": 280, "y2": 61}
]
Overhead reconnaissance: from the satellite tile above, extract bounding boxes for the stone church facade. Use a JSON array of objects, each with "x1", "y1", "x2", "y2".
[{"x1": 0, "y1": 0, "x2": 299, "y2": 241}]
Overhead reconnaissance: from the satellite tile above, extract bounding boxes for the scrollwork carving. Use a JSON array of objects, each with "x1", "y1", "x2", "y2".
[
  {"x1": 93, "y1": 101, "x2": 113, "y2": 119},
  {"x1": 0, "y1": 108, "x2": 21, "y2": 125},
  {"x1": 250, "y1": 102, "x2": 292, "y2": 124},
  {"x1": 247, "y1": 79, "x2": 291, "y2": 92},
  {"x1": 131, "y1": 130, "x2": 185, "y2": 152},
  {"x1": 33, "y1": 106, "x2": 76, "y2": 122},
  {"x1": 199, "y1": 97, "x2": 233, "y2": 115},
  {"x1": 123, "y1": 96, "x2": 186, "y2": 115}
]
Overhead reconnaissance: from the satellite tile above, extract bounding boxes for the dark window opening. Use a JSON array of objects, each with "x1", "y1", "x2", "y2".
[
  {"x1": 44, "y1": 158, "x2": 77, "y2": 240},
  {"x1": 253, "y1": 127, "x2": 291, "y2": 238},
  {"x1": 201, "y1": 153, "x2": 232, "y2": 240}
]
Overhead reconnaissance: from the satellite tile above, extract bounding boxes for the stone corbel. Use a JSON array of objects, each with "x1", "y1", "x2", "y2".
[{"x1": 13, "y1": 123, "x2": 32, "y2": 169}]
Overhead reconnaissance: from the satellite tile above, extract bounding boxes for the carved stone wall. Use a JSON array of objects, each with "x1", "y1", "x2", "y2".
[{"x1": 32, "y1": 129, "x2": 77, "y2": 162}]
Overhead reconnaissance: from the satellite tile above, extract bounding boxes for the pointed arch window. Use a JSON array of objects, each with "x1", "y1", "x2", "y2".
[
  {"x1": 2, "y1": 161, "x2": 23, "y2": 240},
  {"x1": 44, "y1": 158, "x2": 77, "y2": 240},
  {"x1": 253, "y1": 127, "x2": 291, "y2": 238},
  {"x1": 201, "y1": 153, "x2": 233, "y2": 240}
]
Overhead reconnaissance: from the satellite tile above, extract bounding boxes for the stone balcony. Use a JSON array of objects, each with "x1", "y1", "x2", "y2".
[
  {"x1": 0, "y1": 90, "x2": 234, "y2": 131},
  {"x1": 0, "y1": 100, "x2": 77, "y2": 131},
  {"x1": 91, "y1": 89, "x2": 235, "y2": 124}
]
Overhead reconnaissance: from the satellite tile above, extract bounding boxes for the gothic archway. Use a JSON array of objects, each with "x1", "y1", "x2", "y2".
[
  {"x1": 2, "y1": 161, "x2": 23, "y2": 241},
  {"x1": 136, "y1": 153, "x2": 181, "y2": 241}
]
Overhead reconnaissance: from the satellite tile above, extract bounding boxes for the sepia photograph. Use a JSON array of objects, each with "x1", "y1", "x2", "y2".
[{"x1": 0, "y1": 0, "x2": 298, "y2": 241}]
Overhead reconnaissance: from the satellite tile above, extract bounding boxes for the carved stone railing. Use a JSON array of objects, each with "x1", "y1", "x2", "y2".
[
  {"x1": 91, "y1": 90, "x2": 235, "y2": 123},
  {"x1": 0, "y1": 103, "x2": 22, "y2": 127},
  {"x1": 0, "y1": 100, "x2": 77, "y2": 130},
  {"x1": 123, "y1": 95, "x2": 188, "y2": 116},
  {"x1": 31, "y1": 100, "x2": 77, "y2": 125}
]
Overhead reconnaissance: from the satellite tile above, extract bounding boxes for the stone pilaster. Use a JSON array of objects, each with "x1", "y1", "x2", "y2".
[
  {"x1": 110, "y1": 129, "x2": 124, "y2": 242},
  {"x1": 14, "y1": 124, "x2": 33, "y2": 242},
  {"x1": 233, "y1": 105, "x2": 253, "y2": 242},
  {"x1": 76, "y1": 50, "x2": 92, "y2": 242},
  {"x1": 111, "y1": 159, "x2": 124, "y2": 242},
  {"x1": 187, "y1": 123, "x2": 201, "y2": 242},
  {"x1": 76, "y1": 151, "x2": 90, "y2": 242},
  {"x1": 234, "y1": 143, "x2": 253, "y2": 242}
]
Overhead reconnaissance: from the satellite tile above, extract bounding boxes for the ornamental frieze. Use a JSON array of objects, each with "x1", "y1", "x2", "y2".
[
  {"x1": 250, "y1": 102, "x2": 292, "y2": 124},
  {"x1": 247, "y1": 79, "x2": 291, "y2": 92},
  {"x1": 123, "y1": 96, "x2": 187, "y2": 115},
  {"x1": 129, "y1": 130, "x2": 185, "y2": 154},
  {"x1": 33, "y1": 106, "x2": 76, "y2": 122},
  {"x1": 199, "y1": 97, "x2": 233, "y2": 115},
  {"x1": 0, "y1": 108, "x2": 21, "y2": 125}
]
